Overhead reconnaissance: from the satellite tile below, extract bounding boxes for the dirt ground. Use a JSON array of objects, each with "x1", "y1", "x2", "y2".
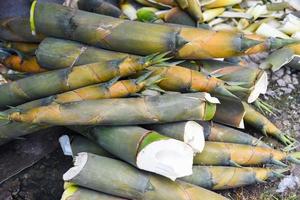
[{"x1": 0, "y1": 68, "x2": 299, "y2": 200}]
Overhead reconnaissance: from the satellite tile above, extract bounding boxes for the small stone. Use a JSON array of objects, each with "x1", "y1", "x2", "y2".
[
  {"x1": 281, "y1": 87, "x2": 292, "y2": 94},
  {"x1": 277, "y1": 79, "x2": 286, "y2": 87},
  {"x1": 294, "y1": 124, "x2": 300, "y2": 131},
  {"x1": 283, "y1": 120, "x2": 290, "y2": 126},
  {"x1": 271, "y1": 75, "x2": 278, "y2": 81},
  {"x1": 263, "y1": 95, "x2": 269, "y2": 100},
  {"x1": 288, "y1": 84, "x2": 295, "y2": 89},
  {"x1": 283, "y1": 75, "x2": 292, "y2": 84},
  {"x1": 266, "y1": 90, "x2": 276, "y2": 97},
  {"x1": 292, "y1": 77, "x2": 299, "y2": 85},
  {"x1": 274, "y1": 68, "x2": 284, "y2": 77}
]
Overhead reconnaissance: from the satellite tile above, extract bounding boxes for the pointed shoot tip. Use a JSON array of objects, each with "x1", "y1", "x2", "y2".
[
  {"x1": 270, "y1": 158, "x2": 288, "y2": 167},
  {"x1": 287, "y1": 152, "x2": 300, "y2": 165}
]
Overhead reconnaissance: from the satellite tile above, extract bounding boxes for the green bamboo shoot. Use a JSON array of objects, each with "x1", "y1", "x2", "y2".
[
  {"x1": 0, "y1": 76, "x2": 157, "y2": 145},
  {"x1": 145, "y1": 121, "x2": 206, "y2": 152},
  {"x1": 146, "y1": 121, "x2": 270, "y2": 148},
  {"x1": 0, "y1": 52, "x2": 160, "y2": 108},
  {"x1": 64, "y1": 137, "x2": 277, "y2": 190},
  {"x1": 149, "y1": 65, "x2": 262, "y2": 103},
  {"x1": 193, "y1": 141, "x2": 300, "y2": 166},
  {"x1": 70, "y1": 125, "x2": 194, "y2": 180},
  {"x1": 180, "y1": 166, "x2": 278, "y2": 190},
  {"x1": 7, "y1": 93, "x2": 217, "y2": 125},
  {"x1": 243, "y1": 102, "x2": 296, "y2": 146},
  {"x1": 63, "y1": 153, "x2": 228, "y2": 199},
  {"x1": 32, "y1": 2, "x2": 261, "y2": 59}
]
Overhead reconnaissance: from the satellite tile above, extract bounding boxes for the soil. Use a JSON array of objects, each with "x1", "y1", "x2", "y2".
[{"x1": 0, "y1": 67, "x2": 299, "y2": 200}]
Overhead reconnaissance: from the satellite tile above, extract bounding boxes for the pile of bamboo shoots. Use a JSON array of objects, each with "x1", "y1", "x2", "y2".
[{"x1": 0, "y1": 1, "x2": 299, "y2": 199}]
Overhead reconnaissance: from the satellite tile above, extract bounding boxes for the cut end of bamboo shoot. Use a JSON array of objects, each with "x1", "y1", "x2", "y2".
[
  {"x1": 247, "y1": 71, "x2": 268, "y2": 103},
  {"x1": 59, "y1": 135, "x2": 73, "y2": 157},
  {"x1": 184, "y1": 121, "x2": 205, "y2": 153},
  {"x1": 204, "y1": 93, "x2": 220, "y2": 104},
  {"x1": 63, "y1": 152, "x2": 88, "y2": 181},
  {"x1": 136, "y1": 139, "x2": 194, "y2": 180}
]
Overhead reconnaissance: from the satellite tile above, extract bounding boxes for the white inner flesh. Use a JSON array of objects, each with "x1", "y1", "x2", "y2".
[
  {"x1": 247, "y1": 71, "x2": 268, "y2": 103},
  {"x1": 204, "y1": 92, "x2": 220, "y2": 104},
  {"x1": 136, "y1": 139, "x2": 193, "y2": 181},
  {"x1": 123, "y1": 6, "x2": 137, "y2": 20},
  {"x1": 238, "y1": 118, "x2": 245, "y2": 129},
  {"x1": 59, "y1": 135, "x2": 73, "y2": 157},
  {"x1": 184, "y1": 121, "x2": 206, "y2": 153},
  {"x1": 237, "y1": 107, "x2": 246, "y2": 129},
  {"x1": 63, "y1": 152, "x2": 88, "y2": 181}
]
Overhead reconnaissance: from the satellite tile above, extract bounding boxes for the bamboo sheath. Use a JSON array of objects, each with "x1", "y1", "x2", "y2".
[
  {"x1": 63, "y1": 153, "x2": 228, "y2": 200},
  {"x1": 135, "y1": 0, "x2": 176, "y2": 9},
  {"x1": 8, "y1": 93, "x2": 217, "y2": 125},
  {"x1": 134, "y1": 0, "x2": 176, "y2": 9},
  {"x1": 204, "y1": 0, "x2": 242, "y2": 8},
  {"x1": 286, "y1": 43, "x2": 300, "y2": 54},
  {"x1": 261, "y1": 42, "x2": 300, "y2": 71},
  {"x1": 68, "y1": 136, "x2": 276, "y2": 190},
  {"x1": 32, "y1": 2, "x2": 261, "y2": 59},
  {"x1": 0, "y1": 77, "x2": 155, "y2": 145},
  {"x1": 284, "y1": 43, "x2": 300, "y2": 70},
  {"x1": 0, "y1": 52, "x2": 158, "y2": 108}
]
